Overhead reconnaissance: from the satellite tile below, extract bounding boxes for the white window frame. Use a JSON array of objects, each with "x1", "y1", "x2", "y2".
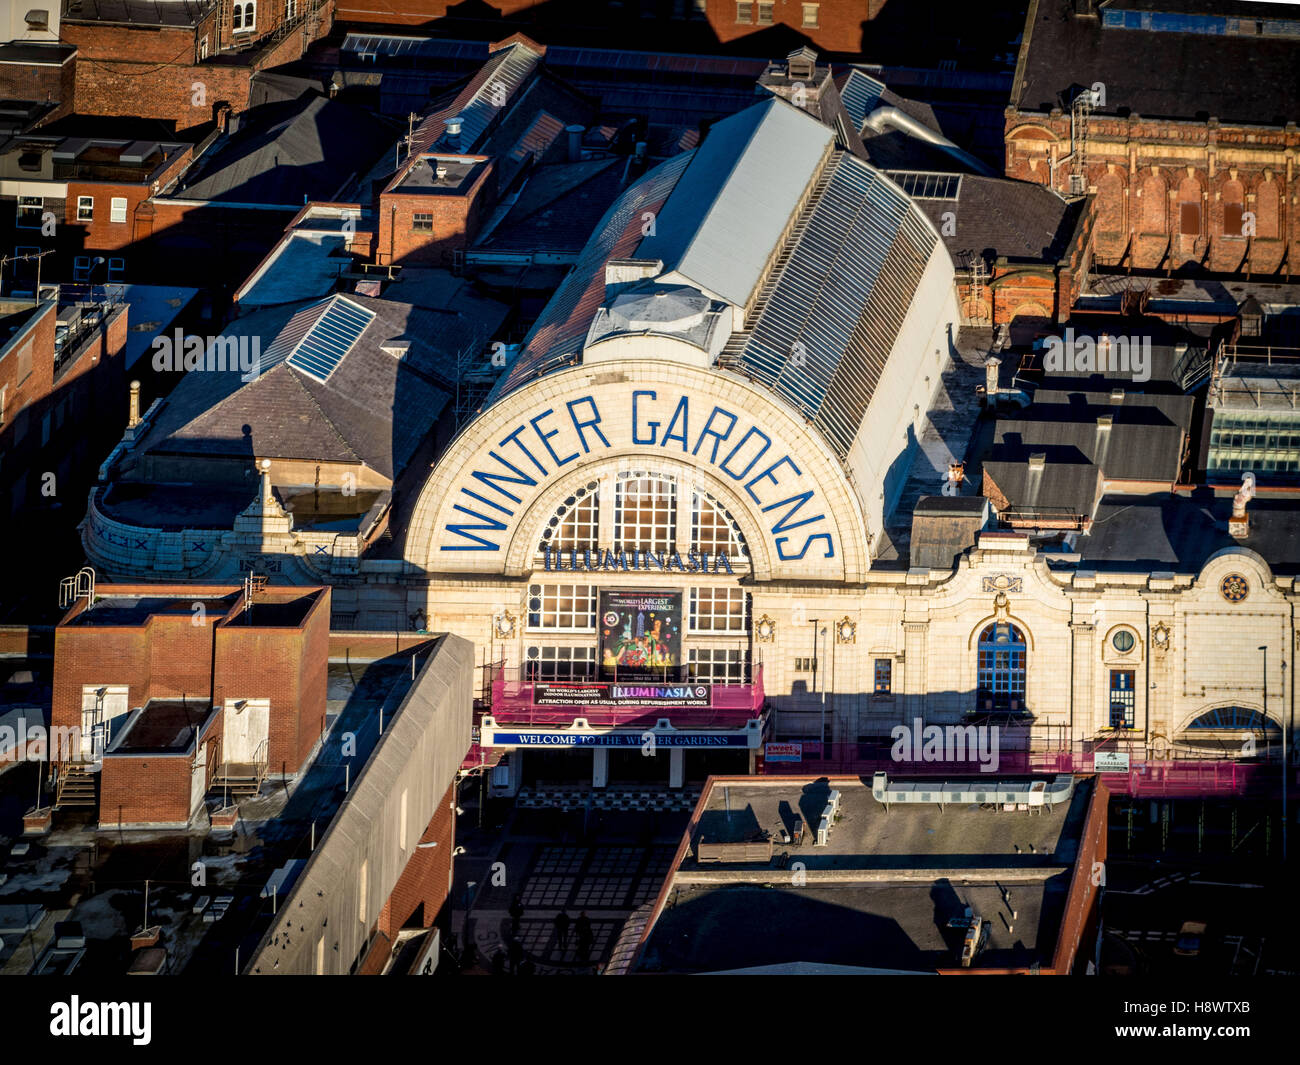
[
  {"x1": 16, "y1": 196, "x2": 43, "y2": 229},
  {"x1": 541, "y1": 483, "x2": 599, "y2": 553},
  {"x1": 688, "y1": 647, "x2": 748, "y2": 684},
  {"x1": 109, "y1": 197, "x2": 128, "y2": 224},
  {"x1": 691, "y1": 491, "x2": 747, "y2": 557},
  {"x1": 688, "y1": 587, "x2": 747, "y2": 633},
  {"x1": 285, "y1": 0, "x2": 297, "y2": 19},
  {"x1": 524, "y1": 645, "x2": 597, "y2": 680},
  {"x1": 614, "y1": 472, "x2": 676, "y2": 554},
  {"x1": 76, "y1": 195, "x2": 94, "y2": 222},
  {"x1": 736, "y1": 1, "x2": 753, "y2": 22},
  {"x1": 757, "y1": 1, "x2": 774, "y2": 24},
  {"x1": 526, "y1": 583, "x2": 597, "y2": 633},
  {"x1": 233, "y1": 1, "x2": 256, "y2": 32},
  {"x1": 802, "y1": 2, "x2": 819, "y2": 28}
]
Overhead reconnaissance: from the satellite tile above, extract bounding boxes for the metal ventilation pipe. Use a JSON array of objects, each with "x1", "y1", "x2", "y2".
[
  {"x1": 863, "y1": 107, "x2": 999, "y2": 177},
  {"x1": 565, "y1": 124, "x2": 584, "y2": 162}
]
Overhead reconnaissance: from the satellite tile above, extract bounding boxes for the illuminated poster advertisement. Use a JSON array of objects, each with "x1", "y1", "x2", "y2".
[{"x1": 599, "y1": 590, "x2": 682, "y2": 680}]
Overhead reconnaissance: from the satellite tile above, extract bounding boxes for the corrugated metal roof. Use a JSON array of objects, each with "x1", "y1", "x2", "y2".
[
  {"x1": 638, "y1": 97, "x2": 833, "y2": 307},
  {"x1": 406, "y1": 41, "x2": 544, "y2": 158},
  {"x1": 494, "y1": 150, "x2": 694, "y2": 397},
  {"x1": 728, "y1": 152, "x2": 939, "y2": 458},
  {"x1": 839, "y1": 69, "x2": 887, "y2": 131}
]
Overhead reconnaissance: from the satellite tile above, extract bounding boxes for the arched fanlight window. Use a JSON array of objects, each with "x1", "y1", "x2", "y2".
[
  {"x1": 1187, "y1": 706, "x2": 1278, "y2": 731},
  {"x1": 691, "y1": 490, "x2": 748, "y2": 558},
  {"x1": 538, "y1": 481, "x2": 599, "y2": 553},
  {"x1": 977, "y1": 622, "x2": 1026, "y2": 709}
]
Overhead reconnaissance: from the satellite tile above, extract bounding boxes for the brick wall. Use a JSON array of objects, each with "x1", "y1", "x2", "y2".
[
  {"x1": 62, "y1": 3, "x2": 334, "y2": 130},
  {"x1": 377, "y1": 158, "x2": 496, "y2": 267},
  {"x1": 328, "y1": 632, "x2": 438, "y2": 661},
  {"x1": 377, "y1": 780, "x2": 455, "y2": 940},
  {"x1": 63, "y1": 149, "x2": 195, "y2": 254},
  {"x1": 212, "y1": 588, "x2": 331, "y2": 776},
  {"x1": 0, "y1": 52, "x2": 75, "y2": 122},
  {"x1": 333, "y1": 0, "x2": 873, "y2": 53},
  {"x1": 100, "y1": 752, "x2": 195, "y2": 827},
  {"x1": 1005, "y1": 110, "x2": 1300, "y2": 277}
]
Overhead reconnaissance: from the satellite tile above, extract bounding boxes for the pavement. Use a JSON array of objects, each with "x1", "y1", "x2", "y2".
[{"x1": 449, "y1": 792, "x2": 690, "y2": 975}]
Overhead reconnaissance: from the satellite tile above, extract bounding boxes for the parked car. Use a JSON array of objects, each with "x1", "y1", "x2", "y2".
[{"x1": 1174, "y1": 921, "x2": 1207, "y2": 957}]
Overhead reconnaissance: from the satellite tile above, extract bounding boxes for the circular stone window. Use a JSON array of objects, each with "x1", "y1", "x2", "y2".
[{"x1": 1111, "y1": 630, "x2": 1135, "y2": 654}]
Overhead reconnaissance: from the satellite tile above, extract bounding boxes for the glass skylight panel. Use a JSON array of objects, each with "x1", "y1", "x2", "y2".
[{"x1": 286, "y1": 299, "x2": 375, "y2": 382}]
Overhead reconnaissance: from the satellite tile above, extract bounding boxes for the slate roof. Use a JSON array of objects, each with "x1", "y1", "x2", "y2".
[
  {"x1": 474, "y1": 157, "x2": 626, "y2": 257},
  {"x1": 1077, "y1": 491, "x2": 1300, "y2": 574},
  {"x1": 993, "y1": 404, "x2": 1188, "y2": 482},
  {"x1": 62, "y1": 0, "x2": 213, "y2": 25},
  {"x1": 1014, "y1": 0, "x2": 1300, "y2": 125},
  {"x1": 914, "y1": 175, "x2": 1082, "y2": 263},
  {"x1": 172, "y1": 95, "x2": 396, "y2": 205},
  {"x1": 983, "y1": 458, "x2": 1104, "y2": 516},
  {"x1": 139, "y1": 294, "x2": 493, "y2": 481}
]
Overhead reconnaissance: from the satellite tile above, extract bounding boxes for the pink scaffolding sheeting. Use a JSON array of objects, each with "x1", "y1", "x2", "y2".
[{"x1": 489, "y1": 667, "x2": 764, "y2": 730}]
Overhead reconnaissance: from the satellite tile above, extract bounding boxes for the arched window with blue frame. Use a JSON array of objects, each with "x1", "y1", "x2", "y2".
[
  {"x1": 1187, "y1": 706, "x2": 1279, "y2": 732},
  {"x1": 977, "y1": 622, "x2": 1026, "y2": 710}
]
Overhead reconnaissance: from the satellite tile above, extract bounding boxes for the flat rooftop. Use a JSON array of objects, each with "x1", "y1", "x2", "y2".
[
  {"x1": 392, "y1": 155, "x2": 487, "y2": 194},
  {"x1": 643, "y1": 877, "x2": 1066, "y2": 973},
  {"x1": 633, "y1": 775, "x2": 1098, "y2": 974},
  {"x1": 685, "y1": 777, "x2": 1089, "y2": 871},
  {"x1": 69, "y1": 596, "x2": 234, "y2": 627},
  {"x1": 0, "y1": 648, "x2": 441, "y2": 976},
  {"x1": 109, "y1": 700, "x2": 214, "y2": 753}
]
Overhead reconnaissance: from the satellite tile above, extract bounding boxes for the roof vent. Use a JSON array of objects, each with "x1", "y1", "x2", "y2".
[
  {"x1": 1097, "y1": 414, "x2": 1113, "y2": 429},
  {"x1": 786, "y1": 46, "x2": 817, "y2": 81},
  {"x1": 1110, "y1": 387, "x2": 1125, "y2": 404},
  {"x1": 435, "y1": 163, "x2": 448, "y2": 180},
  {"x1": 381, "y1": 339, "x2": 411, "y2": 359},
  {"x1": 25, "y1": 9, "x2": 50, "y2": 30},
  {"x1": 444, "y1": 115, "x2": 463, "y2": 150},
  {"x1": 1028, "y1": 452, "x2": 1046, "y2": 471}
]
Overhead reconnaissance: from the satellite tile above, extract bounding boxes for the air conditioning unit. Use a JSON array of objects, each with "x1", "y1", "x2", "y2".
[{"x1": 1068, "y1": 174, "x2": 1086, "y2": 196}]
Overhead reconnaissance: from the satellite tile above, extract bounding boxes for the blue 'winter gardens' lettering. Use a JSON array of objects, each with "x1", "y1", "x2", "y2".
[{"x1": 442, "y1": 392, "x2": 834, "y2": 559}]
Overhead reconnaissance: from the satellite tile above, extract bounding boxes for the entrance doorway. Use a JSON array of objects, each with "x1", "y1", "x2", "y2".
[
  {"x1": 684, "y1": 748, "x2": 749, "y2": 782},
  {"x1": 608, "y1": 747, "x2": 671, "y2": 785}
]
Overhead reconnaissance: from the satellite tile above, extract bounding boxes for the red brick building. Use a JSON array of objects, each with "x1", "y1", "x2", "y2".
[
  {"x1": 59, "y1": 0, "x2": 336, "y2": 130},
  {"x1": 377, "y1": 153, "x2": 495, "y2": 266},
  {"x1": 50, "y1": 582, "x2": 330, "y2": 828},
  {"x1": 334, "y1": 0, "x2": 882, "y2": 56},
  {"x1": 1005, "y1": 0, "x2": 1299, "y2": 278}
]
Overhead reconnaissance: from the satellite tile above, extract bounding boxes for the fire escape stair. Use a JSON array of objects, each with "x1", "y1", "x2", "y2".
[{"x1": 54, "y1": 764, "x2": 99, "y2": 809}]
